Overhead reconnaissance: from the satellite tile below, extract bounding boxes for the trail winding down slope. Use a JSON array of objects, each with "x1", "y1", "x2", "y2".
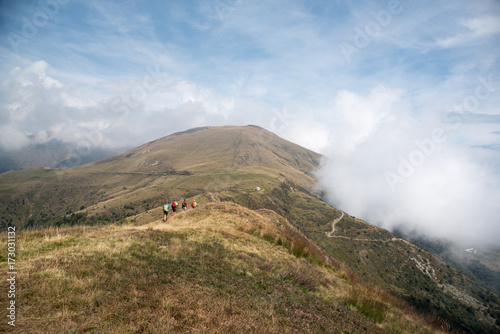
[
  {"x1": 325, "y1": 211, "x2": 344, "y2": 237},
  {"x1": 325, "y1": 212, "x2": 403, "y2": 243}
]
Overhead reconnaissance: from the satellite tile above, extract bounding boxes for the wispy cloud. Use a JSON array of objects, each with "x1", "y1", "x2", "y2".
[{"x1": 437, "y1": 15, "x2": 500, "y2": 48}]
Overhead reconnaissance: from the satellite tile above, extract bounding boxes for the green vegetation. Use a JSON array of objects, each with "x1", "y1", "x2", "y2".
[{"x1": 345, "y1": 287, "x2": 387, "y2": 323}]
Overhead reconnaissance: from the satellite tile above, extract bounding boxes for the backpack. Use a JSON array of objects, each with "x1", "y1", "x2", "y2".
[
  {"x1": 172, "y1": 201, "x2": 177, "y2": 208},
  {"x1": 163, "y1": 204, "x2": 170, "y2": 212}
]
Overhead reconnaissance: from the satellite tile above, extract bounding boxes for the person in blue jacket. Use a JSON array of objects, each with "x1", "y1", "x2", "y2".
[{"x1": 163, "y1": 201, "x2": 170, "y2": 222}]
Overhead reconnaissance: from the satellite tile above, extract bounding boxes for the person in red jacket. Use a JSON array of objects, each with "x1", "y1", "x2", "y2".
[
  {"x1": 171, "y1": 200, "x2": 178, "y2": 214},
  {"x1": 182, "y1": 199, "x2": 188, "y2": 210}
]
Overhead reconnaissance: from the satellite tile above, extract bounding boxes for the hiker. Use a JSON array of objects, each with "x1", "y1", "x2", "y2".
[
  {"x1": 163, "y1": 202, "x2": 170, "y2": 222},
  {"x1": 191, "y1": 199, "x2": 197, "y2": 209},
  {"x1": 171, "y1": 200, "x2": 178, "y2": 214},
  {"x1": 182, "y1": 199, "x2": 188, "y2": 210}
]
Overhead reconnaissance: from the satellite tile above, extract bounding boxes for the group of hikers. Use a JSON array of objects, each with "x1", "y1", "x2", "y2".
[{"x1": 163, "y1": 199, "x2": 197, "y2": 221}]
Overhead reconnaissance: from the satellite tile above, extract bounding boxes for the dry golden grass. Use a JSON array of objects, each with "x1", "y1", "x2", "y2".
[{"x1": 0, "y1": 202, "x2": 449, "y2": 333}]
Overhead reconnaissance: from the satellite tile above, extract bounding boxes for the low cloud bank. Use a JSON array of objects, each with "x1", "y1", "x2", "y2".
[
  {"x1": 0, "y1": 61, "x2": 234, "y2": 156},
  {"x1": 315, "y1": 87, "x2": 500, "y2": 247}
]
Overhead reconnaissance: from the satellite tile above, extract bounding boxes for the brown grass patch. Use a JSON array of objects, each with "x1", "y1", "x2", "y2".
[{"x1": 0, "y1": 201, "x2": 449, "y2": 334}]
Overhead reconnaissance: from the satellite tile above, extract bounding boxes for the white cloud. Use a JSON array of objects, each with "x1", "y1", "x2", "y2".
[
  {"x1": 0, "y1": 60, "x2": 249, "y2": 151},
  {"x1": 315, "y1": 86, "x2": 500, "y2": 247},
  {"x1": 328, "y1": 86, "x2": 406, "y2": 154},
  {"x1": 281, "y1": 120, "x2": 331, "y2": 154},
  {"x1": 0, "y1": 125, "x2": 29, "y2": 151},
  {"x1": 270, "y1": 103, "x2": 331, "y2": 153},
  {"x1": 437, "y1": 15, "x2": 500, "y2": 48},
  {"x1": 464, "y1": 16, "x2": 500, "y2": 36}
]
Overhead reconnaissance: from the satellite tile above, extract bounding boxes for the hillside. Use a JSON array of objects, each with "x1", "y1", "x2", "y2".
[
  {"x1": 0, "y1": 202, "x2": 444, "y2": 333},
  {"x1": 0, "y1": 125, "x2": 320, "y2": 228},
  {"x1": 1, "y1": 125, "x2": 499, "y2": 333}
]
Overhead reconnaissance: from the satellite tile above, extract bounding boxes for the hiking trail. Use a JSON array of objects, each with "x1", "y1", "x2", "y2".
[
  {"x1": 326, "y1": 211, "x2": 404, "y2": 243},
  {"x1": 325, "y1": 211, "x2": 344, "y2": 237}
]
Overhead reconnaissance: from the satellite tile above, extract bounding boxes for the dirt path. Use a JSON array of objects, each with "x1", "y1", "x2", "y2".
[
  {"x1": 325, "y1": 211, "x2": 404, "y2": 243},
  {"x1": 325, "y1": 211, "x2": 344, "y2": 237}
]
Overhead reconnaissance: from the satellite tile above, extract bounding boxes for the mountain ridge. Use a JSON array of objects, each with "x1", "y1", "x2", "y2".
[
  {"x1": 0, "y1": 125, "x2": 499, "y2": 333},
  {"x1": 0, "y1": 201, "x2": 447, "y2": 333}
]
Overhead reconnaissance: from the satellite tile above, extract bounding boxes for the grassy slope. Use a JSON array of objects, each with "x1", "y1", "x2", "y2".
[
  {"x1": 0, "y1": 202, "x2": 443, "y2": 334},
  {"x1": 1, "y1": 125, "x2": 499, "y2": 333},
  {"x1": 217, "y1": 186, "x2": 500, "y2": 334},
  {"x1": 0, "y1": 126, "x2": 320, "y2": 228}
]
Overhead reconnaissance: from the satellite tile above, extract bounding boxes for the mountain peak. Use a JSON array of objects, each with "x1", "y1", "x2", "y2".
[{"x1": 87, "y1": 125, "x2": 321, "y2": 187}]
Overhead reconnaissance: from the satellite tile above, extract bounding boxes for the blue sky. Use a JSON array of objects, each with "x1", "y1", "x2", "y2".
[{"x1": 1, "y1": 0, "x2": 499, "y2": 245}]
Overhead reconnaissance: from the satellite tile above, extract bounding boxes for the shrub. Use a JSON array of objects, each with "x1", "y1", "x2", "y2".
[
  {"x1": 346, "y1": 287, "x2": 387, "y2": 323},
  {"x1": 291, "y1": 242, "x2": 307, "y2": 258},
  {"x1": 281, "y1": 263, "x2": 320, "y2": 291},
  {"x1": 262, "y1": 233, "x2": 275, "y2": 243}
]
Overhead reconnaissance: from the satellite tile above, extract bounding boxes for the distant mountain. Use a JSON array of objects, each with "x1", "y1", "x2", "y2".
[
  {"x1": 0, "y1": 153, "x2": 19, "y2": 173},
  {"x1": 0, "y1": 125, "x2": 498, "y2": 333},
  {"x1": 0, "y1": 139, "x2": 126, "y2": 173}
]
